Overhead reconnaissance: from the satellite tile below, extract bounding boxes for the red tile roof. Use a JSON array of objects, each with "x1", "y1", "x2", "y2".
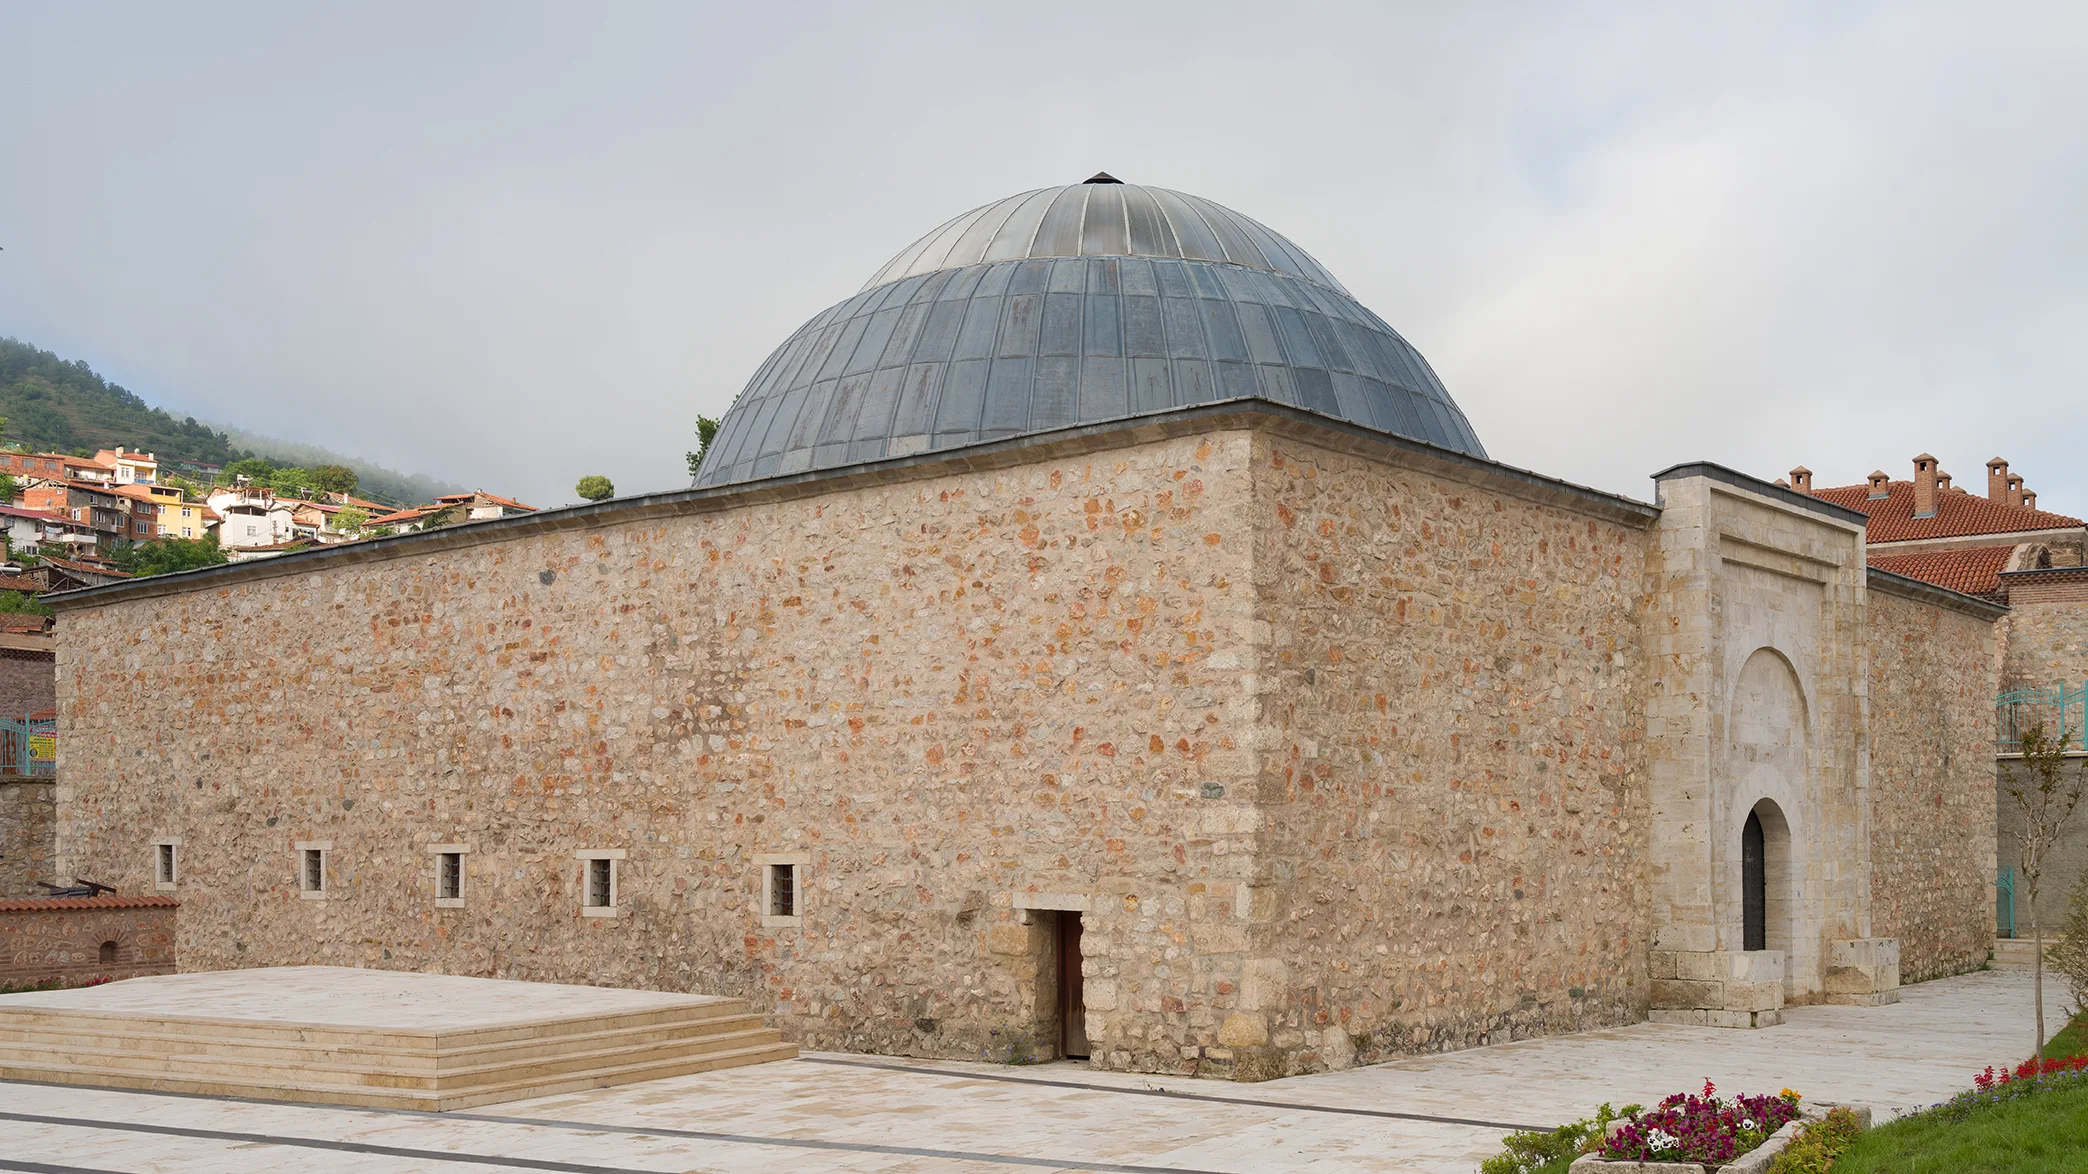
[
  {"x1": 0, "y1": 614, "x2": 54, "y2": 633},
  {"x1": 0, "y1": 894, "x2": 179, "y2": 912},
  {"x1": 37, "y1": 556, "x2": 131, "y2": 579},
  {"x1": 1812, "y1": 480, "x2": 2082, "y2": 543},
  {"x1": 0, "y1": 574, "x2": 45, "y2": 592},
  {"x1": 1868, "y1": 546, "x2": 2015, "y2": 598}
]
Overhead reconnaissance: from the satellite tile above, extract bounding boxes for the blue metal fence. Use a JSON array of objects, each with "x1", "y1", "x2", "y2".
[
  {"x1": 0, "y1": 715, "x2": 55, "y2": 775},
  {"x1": 1998, "y1": 867, "x2": 2017, "y2": 939},
  {"x1": 1996, "y1": 682, "x2": 2088, "y2": 752}
]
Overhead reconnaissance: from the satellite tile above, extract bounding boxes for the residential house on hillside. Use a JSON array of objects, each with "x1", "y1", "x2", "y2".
[
  {"x1": 437, "y1": 491, "x2": 538, "y2": 521},
  {"x1": 205, "y1": 486, "x2": 299, "y2": 550},
  {"x1": 22, "y1": 480, "x2": 139, "y2": 546},
  {"x1": 89, "y1": 447, "x2": 158, "y2": 485},
  {"x1": 0, "y1": 505, "x2": 95, "y2": 556},
  {"x1": 0, "y1": 452, "x2": 74, "y2": 481},
  {"x1": 24, "y1": 556, "x2": 130, "y2": 590}
]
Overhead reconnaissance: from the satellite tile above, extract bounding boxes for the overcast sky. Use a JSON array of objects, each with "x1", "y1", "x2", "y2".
[{"x1": 2, "y1": 3, "x2": 2083, "y2": 511}]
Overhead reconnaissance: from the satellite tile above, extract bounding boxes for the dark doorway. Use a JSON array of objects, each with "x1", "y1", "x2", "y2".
[
  {"x1": 1057, "y1": 912, "x2": 1088, "y2": 1059},
  {"x1": 1742, "y1": 810, "x2": 1766, "y2": 952}
]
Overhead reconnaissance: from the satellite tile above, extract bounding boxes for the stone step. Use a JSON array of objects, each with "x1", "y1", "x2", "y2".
[
  {"x1": 0, "y1": 1023, "x2": 786, "y2": 1090},
  {"x1": 1993, "y1": 937, "x2": 2066, "y2": 968},
  {"x1": 0, "y1": 997, "x2": 755, "y2": 1053},
  {"x1": 0, "y1": 1010, "x2": 772, "y2": 1070},
  {"x1": 0, "y1": 1038, "x2": 802, "y2": 1112}
]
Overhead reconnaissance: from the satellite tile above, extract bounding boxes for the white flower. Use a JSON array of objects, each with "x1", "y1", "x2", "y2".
[
  {"x1": 1644, "y1": 1129, "x2": 1678, "y2": 1152},
  {"x1": 1740, "y1": 1117, "x2": 1757, "y2": 1131}
]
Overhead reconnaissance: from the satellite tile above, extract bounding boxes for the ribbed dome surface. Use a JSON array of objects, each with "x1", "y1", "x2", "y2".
[
  {"x1": 860, "y1": 181, "x2": 1350, "y2": 296},
  {"x1": 694, "y1": 179, "x2": 1485, "y2": 488}
]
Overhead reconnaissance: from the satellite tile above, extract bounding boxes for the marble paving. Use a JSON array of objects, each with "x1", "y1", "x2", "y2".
[{"x1": 0, "y1": 969, "x2": 2068, "y2": 1173}]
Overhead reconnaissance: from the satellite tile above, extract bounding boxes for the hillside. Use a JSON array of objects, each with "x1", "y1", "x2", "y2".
[
  {"x1": 0, "y1": 336, "x2": 462, "y2": 506},
  {"x1": 0, "y1": 336, "x2": 244, "y2": 464}
]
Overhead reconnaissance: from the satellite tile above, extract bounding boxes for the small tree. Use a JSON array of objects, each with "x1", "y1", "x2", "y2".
[
  {"x1": 576, "y1": 475, "x2": 615, "y2": 502},
  {"x1": 685, "y1": 415, "x2": 719, "y2": 481},
  {"x1": 333, "y1": 507, "x2": 369, "y2": 535},
  {"x1": 2004, "y1": 721, "x2": 2087, "y2": 1059},
  {"x1": 308, "y1": 465, "x2": 359, "y2": 495}
]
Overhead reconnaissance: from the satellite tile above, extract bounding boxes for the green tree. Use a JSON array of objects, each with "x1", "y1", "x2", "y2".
[
  {"x1": 0, "y1": 590, "x2": 52, "y2": 618},
  {"x1": 686, "y1": 415, "x2": 719, "y2": 480},
  {"x1": 576, "y1": 475, "x2": 615, "y2": 502},
  {"x1": 0, "y1": 473, "x2": 15, "y2": 504},
  {"x1": 122, "y1": 536, "x2": 230, "y2": 578},
  {"x1": 223, "y1": 457, "x2": 278, "y2": 482},
  {"x1": 333, "y1": 507, "x2": 369, "y2": 534},
  {"x1": 265, "y1": 466, "x2": 314, "y2": 496},
  {"x1": 308, "y1": 464, "x2": 358, "y2": 495}
]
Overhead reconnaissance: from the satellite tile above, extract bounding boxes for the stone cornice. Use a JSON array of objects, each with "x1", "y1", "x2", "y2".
[
  {"x1": 1650, "y1": 461, "x2": 1870, "y2": 527},
  {"x1": 1866, "y1": 566, "x2": 2010, "y2": 620},
  {"x1": 50, "y1": 399, "x2": 1660, "y2": 612}
]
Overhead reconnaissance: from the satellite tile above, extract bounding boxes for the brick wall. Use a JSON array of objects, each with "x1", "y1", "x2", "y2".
[
  {"x1": 0, "y1": 779, "x2": 55, "y2": 898},
  {"x1": 1866, "y1": 582, "x2": 2001, "y2": 980},
  {"x1": 0, "y1": 646, "x2": 56, "y2": 718},
  {"x1": 0, "y1": 895, "x2": 177, "y2": 985}
]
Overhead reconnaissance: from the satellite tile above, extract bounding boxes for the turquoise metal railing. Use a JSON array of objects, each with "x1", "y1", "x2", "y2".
[
  {"x1": 1996, "y1": 682, "x2": 2088, "y2": 752},
  {"x1": 0, "y1": 715, "x2": 55, "y2": 775},
  {"x1": 1998, "y1": 867, "x2": 2017, "y2": 939}
]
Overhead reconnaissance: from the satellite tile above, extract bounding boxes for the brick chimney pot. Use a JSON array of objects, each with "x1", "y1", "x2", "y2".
[
  {"x1": 2008, "y1": 473, "x2": 2025, "y2": 508},
  {"x1": 1866, "y1": 470, "x2": 1890, "y2": 499},
  {"x1": 1789, "y1": 466, "x2": 1813, "y2": 494},
  {"x1": 1913, "y1": 454, "x2": 1938, "y2": 518},
  {"x1": 1988, "y1": 457, "x2": 2010, "y2": 504}
]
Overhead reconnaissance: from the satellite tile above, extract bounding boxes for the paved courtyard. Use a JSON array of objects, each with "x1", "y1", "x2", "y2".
[{"x1": 0, "y1": 969, "x2": 2067, "y2": 1173}]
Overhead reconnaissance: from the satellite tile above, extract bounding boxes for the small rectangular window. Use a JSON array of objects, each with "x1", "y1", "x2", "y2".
[
  {"x1": 438, "y1": 852, "x2": 462, "y2": 901},
  {"x1": 586, "y1": 857, "x2": 612, "y2": 907},
  {"x1": 756, "y1": 853, "x2": 808, "y2": 927},
  {"x1": 298, "y1": 846, "x2": 327, "y2": 898},
  {"x1": 153, "y1": 841, "x2": 178, "y2": 890}
]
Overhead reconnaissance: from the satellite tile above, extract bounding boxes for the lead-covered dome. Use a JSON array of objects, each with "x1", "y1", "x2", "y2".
[{"x1": 695, "y1": 175, "x2": 1483, "y2": 487}]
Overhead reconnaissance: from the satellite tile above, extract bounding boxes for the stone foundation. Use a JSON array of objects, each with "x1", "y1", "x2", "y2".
[
  {"x1": 1649, "y1": 949, "x2": 1785, "y2": 1028},
  {"x1": 1822, "y1": 937, "x2": 1900, "y2": 1006}
]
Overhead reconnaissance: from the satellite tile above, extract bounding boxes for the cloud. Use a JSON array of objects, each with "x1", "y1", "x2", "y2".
[{"x1": 1, "y1": 2, "x2": 2083, "y2": 511}]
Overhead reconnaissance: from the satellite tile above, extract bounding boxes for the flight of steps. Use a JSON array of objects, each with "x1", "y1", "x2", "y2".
[
  {"x1": 1992, "y1": 937, "x2": 2065, "y2": 969},
  {"x1": 0, "y1": 995, "x2": 795, "y2": 1110}
]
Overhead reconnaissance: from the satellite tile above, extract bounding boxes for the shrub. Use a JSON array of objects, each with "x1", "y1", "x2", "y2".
[
  {"x1": 1600, "y1": 1082, "x2": 1802, "y2": 1166},
  {"x1": 2049, "y1": 871, "x2": 2088, "y2": 1013},
  {"x1": 1766, "y1": 1106, "x2": 1862, "y2": 1174},
  {"x1": 1480, "y1": 1102, "x2": 1638, "y2": 1174}
]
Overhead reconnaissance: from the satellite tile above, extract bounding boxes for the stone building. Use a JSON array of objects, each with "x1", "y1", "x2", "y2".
[{"x1": 47, "y1": 176, "x2": 2000, "y2": 1079}]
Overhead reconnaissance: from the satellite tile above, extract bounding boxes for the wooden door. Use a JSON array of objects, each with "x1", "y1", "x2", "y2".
[{"x1": 1058, "y1": 912, "x2": 1088, "y2": 1059}]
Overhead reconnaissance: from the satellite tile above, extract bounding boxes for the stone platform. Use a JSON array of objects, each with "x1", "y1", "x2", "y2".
[{"x1": 0, "y1": 965, "x2": 795, "y2": 1110}]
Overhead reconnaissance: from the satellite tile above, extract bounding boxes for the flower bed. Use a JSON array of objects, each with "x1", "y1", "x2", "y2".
[
  {"x1": 1935, "y1": 1054, "x2": 2088, "y2": 1120},
  {"x1": 1597, "y1": 1082, "x2": 1803, "y2": 1166}
]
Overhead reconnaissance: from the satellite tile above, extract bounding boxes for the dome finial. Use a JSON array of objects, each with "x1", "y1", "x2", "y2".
[{"x1": 1083, "y1": 171, "x2": 1123, "y2": 184}]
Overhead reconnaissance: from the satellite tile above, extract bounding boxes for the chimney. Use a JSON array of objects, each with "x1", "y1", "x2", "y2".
[
  {"x1": 1866, "y1": 470, "x2": 1890, "y2": 498},
  {"x1": 1936, "y1": 469, "x2": 1953, "y2": 492},
  {"x1": 1913, "y1": 453, "x2": 1938, "y2": 517},
  {"x1": 1789, "y1": 466, "x2": 1813, "y2": 494},
  {"x1": 2025, "y1": 489, "x2": 2039, "y2": 510},
  {"x1": 1988, "y1": 457, "x2": 2010, "y2": 504},
  {"x1": 2008, "y1": 473, "x2": 2025, "y2": 508}
]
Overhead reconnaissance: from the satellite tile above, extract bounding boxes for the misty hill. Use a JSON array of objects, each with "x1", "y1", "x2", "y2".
[
  {"x1": 0, "y1": 336, "x2": 462, "y2": 507},
  {"x1": 209, "y1": 425, "x2": 464, "y2": 507}
]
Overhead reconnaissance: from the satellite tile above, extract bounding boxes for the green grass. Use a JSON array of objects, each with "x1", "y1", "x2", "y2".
[
  {"x1": 1832, "y1": 1084, "x2": 2088, "y2": 1174},
  {"x1": 2043, "y1": 1010, "x2": 2088, "y2": 1060}
]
